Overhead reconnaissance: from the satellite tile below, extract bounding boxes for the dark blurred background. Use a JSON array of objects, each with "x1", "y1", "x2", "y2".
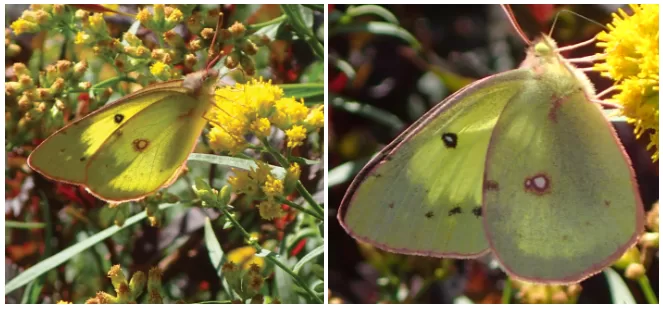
[{"x1": 328, "y1": 4, "x2": 658, "y2": 304}]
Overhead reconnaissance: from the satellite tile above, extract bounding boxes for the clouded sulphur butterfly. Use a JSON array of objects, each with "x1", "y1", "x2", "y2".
[
  {"x1": 27, "y1": 69, "x2": 218, "y2": 203},
  {"x1": 337, "y1": 5, "x2": 644, "y2": 284}
]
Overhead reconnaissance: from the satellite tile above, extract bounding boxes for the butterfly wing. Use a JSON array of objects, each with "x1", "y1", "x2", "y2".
[
  {"x1": 338, "y1": 69, "x2": 534, "y2": 258},
  {"x1": 84, "y1": 92, "x2": 209, "y2": 202},
  {"x1": 482, "y1": 47, "x2": 644, "y2": 283},
  {"x1": 27, "y1": 77, "x2": 212, "y2": 202},
  {"x1": 28, "y1": 81, "x2": 188, "y2": 184}
]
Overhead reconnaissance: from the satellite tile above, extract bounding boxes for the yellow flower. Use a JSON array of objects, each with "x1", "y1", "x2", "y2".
[
  {"x1": 285, "y1": 125, "x2": 307, "y2": 149},
  {"x1": 305, "y1": 105, "x2": 324, "y2": 129},
  {"x1": 227, "y1": 160, "x2": 273, "y2": 199},
  {"x1": 250, "y1": 117, "x2": 272, "y2": 138},
  {"x1": 227, "y1": 246, "x2": 265, "y2": 270},
  {"x1": 253, "y1": 160, "x2": 274, "y2": 185},
  {"x1": 257, "y1": 199, "x2": 285, "y2": 220},
  {"x1": 594, "y1": 4, "x2": 659, "y2": 162},
  {"x1": 10, "y1": 19, "x2": 39, "y2": 35},
  {"x1": 136, "y1": 8, "x2": 150, "y2": 23},
  {"x1": 56, "y1": 300, "x2": 72, "y2": 304},
  {"x1": 208, "y1": 126, "x2": 247, "y2": 154},
  {"x1": 284, "y1": 162, "x2": 301, "y2": 193},
  {"x1": 208, "y1": 78, "x2": 283, "y2": 151},
  {"x1": 74, "y1": 31, "x2": 92, "y2": 45},
  {"x1": 88, "y1": 13, "x2": 108, "y2": 34},
  {"x1": 166, "y1": 8, "x2": 183, "y2": 23},
  {"x1": 262, "y1": 175, "x2": 284, "y2": 199},
  {"x1": 272, "y1": 97, "x2": 309, "y2": 129},
  {"x1": 149, "y1": 61, "x2": 171, "y2": 80}
]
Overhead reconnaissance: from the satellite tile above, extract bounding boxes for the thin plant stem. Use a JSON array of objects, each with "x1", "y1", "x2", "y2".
[
  {"x1": 247, "y1": 15, "x2": 287, "y2": 31},
  {"x1": 502, "y1": 277, "x2": 512, "y2": 304},
  {"x1": 219, "y1": 208, "x2": 322, "y2": 303},
  {"x1": 277, "y1": 197, "x2": 323, "y2": 221},
  {"x1": 637, "y1": 275, "x2": 658, "y2": 304},
  {"x1": 260, "y1": 139, "x2": 324, "y2": 217}
]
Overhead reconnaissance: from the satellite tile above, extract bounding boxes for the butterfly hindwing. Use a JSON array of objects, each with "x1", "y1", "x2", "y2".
[{"x1": 482, "y1": 37, "x2": 644, "y2": 283}]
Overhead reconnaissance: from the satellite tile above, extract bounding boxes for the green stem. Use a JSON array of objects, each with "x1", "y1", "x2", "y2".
[
  {"x1": 92, "y1": 76, "x2": 138, "y2": 89},
  {"x1": 502, "y1": 277, "x2": 512, "y2": 304},
  {"x1": 302, "y1": 4, "x2": 324, "y2": 12},
  {"x1": 277, "y1": 197, "x2": 322, "y2": 221},
  {"x1": 5, "y1": 221, "x2": 46, "y2": 229},
  {"x1": 637, "y1": 275, "x2": 658, "y2": 304},
  {"x1": 260, "y1": 139, "x2": 324, "y2": 217},
  {"x1": 295, "y1": 181, "x2": 324, "y2": 217},
  {"x1": 247, "y1": 15, "x2": 287, "y2": 31},
  {"x1": 220, "y1": 208, "x2": 322, "y2": 303}
]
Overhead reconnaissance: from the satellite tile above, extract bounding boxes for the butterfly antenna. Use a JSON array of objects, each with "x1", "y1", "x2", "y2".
[
  {"x1": 550, "y1": 8, "x2": 606, "y2": 52},
  {"x1": 501, "y1": 4, "x2": 531, "y2": 46}
]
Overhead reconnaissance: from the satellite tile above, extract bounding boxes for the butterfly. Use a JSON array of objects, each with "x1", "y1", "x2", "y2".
[{"x1": 337, "y1": 5, "x2": 644, "y2": 284}]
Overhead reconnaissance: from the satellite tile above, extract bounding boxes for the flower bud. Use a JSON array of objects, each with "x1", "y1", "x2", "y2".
[
  {"x1": 129, "y1": 271, "x2": 146, "y2": 299},
  {"x1": 625, "y1": 263, "x2": 646, "y2": 280}
]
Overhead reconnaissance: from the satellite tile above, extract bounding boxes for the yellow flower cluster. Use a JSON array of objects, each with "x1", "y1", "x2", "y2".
[
  {"x1": 136, "y1": 4, "x2": 184, "y2": 32},
  {"x1": 208, "y1": 78, "x2": 324, "y2": 154},
  {"x1": 10, "y1": 4, "x2": 61, "y2": 35},
  {"x1": 594, "y1": 4, "x2": 659, "y2": 161},
  {"x1": 227, "y1": 160, "x2": 288, "y2": 220}
]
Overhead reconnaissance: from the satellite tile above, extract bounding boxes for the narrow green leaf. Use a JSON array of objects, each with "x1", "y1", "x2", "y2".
[
  {"x1": 187, "y1": 154, "x2": 286, "y2": 178},
  {"x1": 5, "y1": 221, "x2": 46, "y2": 229},
  {"x1": 604, "y1": 268, "x2": 636, "y2": 304},
  {"x1": 345, "y1": 5, "x2": 399, "y2": 25},
  {"x1": 328, "y1": 156, "x2": 372, "y2": 188},
  {"x1": 331, "y1": 21, "x2": 421, "y2": 51},
  {"x1": 331, "y1": 96, "x2": 405, "y2": 133},
  {"x1": 281, "y1": 83, "x2": 324, "y2": 100},
  {"x1": 5, "y1": 203, "x2": 180, "y2": 295},
  {"x1": 292, "y1": 244, "x2": 323, "y2": 274},
  {"x1": 204, "y1": 217, "x2": 234, "y2": 299},
  {"x1": 274, "y1": 253, "x2": 298, "y2": 303}
]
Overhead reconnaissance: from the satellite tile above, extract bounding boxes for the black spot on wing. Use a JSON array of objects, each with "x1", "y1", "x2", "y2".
[
  {"x1": 114, "y1": 114, "x2": 125, "y2": 123},
  {"x1": 472, "y1": 207, "x2": 482, "y2": 218},
  {"x1": 448, "y1": 206, "x2": 462, "y2": 216},
  {"x1": 441, "y1": 133, "x2": 457, "y2": 148}
]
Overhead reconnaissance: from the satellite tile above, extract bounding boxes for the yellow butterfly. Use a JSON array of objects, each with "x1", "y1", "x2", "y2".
[{"x1": 28, "y1": 69, "x2": 219, "y2": 203}]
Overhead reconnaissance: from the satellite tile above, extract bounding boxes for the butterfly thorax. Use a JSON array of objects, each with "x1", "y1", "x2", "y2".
[{"x1": 520, "y1": 35, "x2": 596, "y2": 100}]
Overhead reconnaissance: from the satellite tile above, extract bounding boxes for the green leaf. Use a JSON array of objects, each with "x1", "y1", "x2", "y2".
[
  {"x1": 5, "y1": 203, "x2": 181, "y2": 295},
  {"x1": 204, "y1": 217, "x2": 234, "y2": 299},
  {"x1": 331, "y1": 96, "x2": 405, "y2": 133},
  {"x1": 330, "y1": 21, "x2": 421, "y2": 51},
  {"x1": 604, "y1": 268, "x2": 636, "y2": 304},
  {"x1": 345, "y1": 5, "x2": 399, "y2": 25},
  {"x1": 328, "y1": 156, "x2": 372, "y2": 188},
  {"x1": 5, "y1": 221, "x2": 46, "y2": 229},
  {"x1": 292, "y1": 244, "x2": 323, "y2": 274},
  {"x1": 281, "y1": 83, "x2": 324, "y2": 100},
  {"x1": 274, "y1": 254, "x2": 298, "y2": 303},
  {"x1": 187, "y1": 154, "x2": 286, "y2": 178},
  {"x1": 300, "y1": 61, "x2": 324, "y2": 83}
]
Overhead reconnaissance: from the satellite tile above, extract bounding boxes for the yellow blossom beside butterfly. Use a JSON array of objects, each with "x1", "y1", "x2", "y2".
[
  {"x1": 594, "y1": 4, "x2": 659, "y2": 161},
  {"x1": 208, "y1": 78, "x2": 324, "y2": 154}
]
